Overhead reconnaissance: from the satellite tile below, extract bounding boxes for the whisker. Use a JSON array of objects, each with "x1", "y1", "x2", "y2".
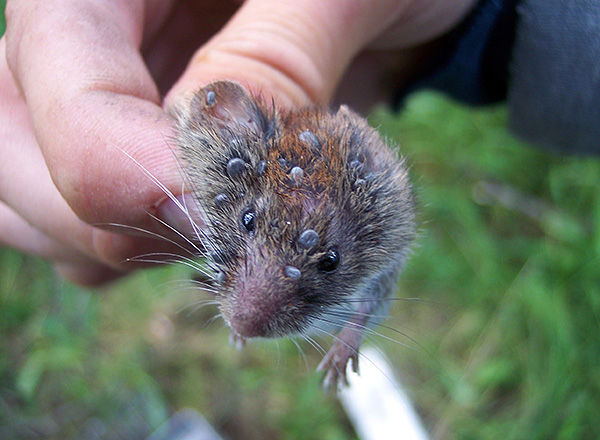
[
  {"x1": 176, "y1": 297, "x2": 216, "y2": 316},
  {"x1": 343, "y1": 296, "x2": 442, "y2": 307},
  {"x1": 127, "y1": 252, "x2": 212, "y2": 277},
  {"x1": 273, "y1": 339, "x2": 282, "y2": 372},
  {"x1": 317, "y1": 314, "x2": 425, "y2": 353},
  {"x1": 129, "y1": 251, "x2": 205, "y2": 269},
  {"x1": 310, "y1": 325, "x2": 406, "y2": 391},
  {"x1": 186, "y1": 279, "x2": 218, "y2": 292},
  {"x1": 345, "y1": 346, "x2": 404, "y2": 394},
  {"x1": 112, "y1": 145, "x2": 188, "y2": 213},
  {"x1": 145, "y1": 211, "x2": 205, "y2": 256},
  {"x1": 166, "y1": 270, "x2": 221, "y2": 296},
  {"x1": 309, "y1": 325, "x2": 347, "y2": 346},
  {"x1": 302, "y1": 334, "x2": 328, "y2": 357},
  {"x1": 97, "y1": 222, "x2": 199, "y2": 257},
  {"x1": 124, "y1": 257, "x2": 180, "y2": 266},
  {"x1": 178, "y1": 283, "x2": 219, "y2": 295},
  {"x1": 178, "y1": 186, "x2": 213, "y2": 246},
  {"x1": 205, "y1": 313, "x2": 224, "y2": 327},
  {"x1": 181, "y1": 300, "x2": 220, "y2": 315},
  {"x1": 290, "y1": 337, "x2": 310, "y2": 376},
  {"x1": 110, "y1": 142, "x2": 222, "y2": 259},
  {"x1": 323, "y1": 308, "x2": 394, "y2": 325}
]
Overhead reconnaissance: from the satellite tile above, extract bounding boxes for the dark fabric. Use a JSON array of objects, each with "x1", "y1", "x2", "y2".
[
  {"x1": 396, "y1": 0, "x2": 600, "y2": 155},
  {"x1": 508, "y1": 0, "x2": 600, "y2": 154},
  {"x1": 394, "y1": 0, "x2": 519, "y2": 106}
]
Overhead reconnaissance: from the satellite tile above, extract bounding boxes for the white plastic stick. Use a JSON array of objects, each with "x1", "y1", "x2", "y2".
[{"x1": 338, "y1": 347, "x2": 429, "y2": 440}]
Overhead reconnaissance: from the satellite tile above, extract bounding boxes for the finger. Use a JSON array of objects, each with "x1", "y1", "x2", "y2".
[
  {"x1": 0, "y1": 35, "x2": 193, "y2": 274},
  {"x1": 166, "y1": 0, "x2": 477, "y2": 109},
  {"x1": 166, "y1": 0, "x2": 384, "y2": 108},
  {"x1": 0, "y1": 38, "x2": 103, "y2": 261},
  {"x1": 0, "y1": 201, "x2": 125, "y2": 286},
  {"x1": 4, "y1": 0, "x2": 182, "y2": 227},
  {"x1": 0, "y1": 200, "x2": 91, "y2": 264},
  {"x1": 54, "y1": 262, "x2": 126, "y2": 287},
  {"x1": 164, "y1": 0, "x2": 416, "y2": 107}
]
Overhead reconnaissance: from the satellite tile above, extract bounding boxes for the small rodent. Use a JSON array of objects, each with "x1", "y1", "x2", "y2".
[{"x1": 172, "y1": 81, "x2": 415, "y2": 389}]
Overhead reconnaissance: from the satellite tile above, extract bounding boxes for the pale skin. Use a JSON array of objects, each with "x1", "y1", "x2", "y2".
[{"x1": 0, "y1": 0, "x2": 476, "y2": 285}]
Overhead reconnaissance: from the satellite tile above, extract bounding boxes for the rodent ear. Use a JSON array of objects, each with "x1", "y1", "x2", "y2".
[
  {"x1": 190, "y1": 81, "x2": 265, "y2": 135},
  {"x1": 336, "y1": 104, "x2": 361, "y2": 121}
]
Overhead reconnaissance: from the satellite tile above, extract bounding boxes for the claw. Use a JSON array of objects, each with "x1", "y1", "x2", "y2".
[
  {"x1": 317, "y1": 338, "x2": 361, "y2": 392},
  {"x1": 350, "y1": 352, "x2": 360, "y2": 374},
  {"x1": 317, "y1": 306, "x2": 371, "y2": 391},
  {"x1": 229, "y1": 332, "x2": 246, "y2": 350}
]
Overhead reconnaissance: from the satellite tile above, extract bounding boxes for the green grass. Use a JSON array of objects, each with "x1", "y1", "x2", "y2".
[
  {"x1": 2, "y1": 5, "x2": 600, "y2": 437},
  {"x1": 371, "y1": 95, "x2": 600, "y2": 439}
]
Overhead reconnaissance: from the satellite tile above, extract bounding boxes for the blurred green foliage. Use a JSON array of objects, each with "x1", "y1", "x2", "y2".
[
  {"x1": 0, "y1": 0, "x2": 5, "y2": 36},
  {"x1": 371, "y1": 94, "x2": 600, "y2": 440}
]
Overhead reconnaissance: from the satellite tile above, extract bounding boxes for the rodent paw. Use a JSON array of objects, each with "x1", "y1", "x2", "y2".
[{"x1": 317, "y1": 342, "x2": 360, "y2": 392}]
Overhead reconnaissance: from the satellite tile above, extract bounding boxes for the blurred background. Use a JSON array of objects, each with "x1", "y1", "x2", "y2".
[{"x1": 1, "y1": 3, "x2": 600, "y2": 439}]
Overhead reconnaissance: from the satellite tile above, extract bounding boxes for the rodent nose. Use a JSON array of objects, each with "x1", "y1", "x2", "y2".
[
  {"x1": 224, "y1": 289, "x2": 297, "y2": 339},
  {"x1": 227, "y1": 307, "x2": 274, "y2": 338}
]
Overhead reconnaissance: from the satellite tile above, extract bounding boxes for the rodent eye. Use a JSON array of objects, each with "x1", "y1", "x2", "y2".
[
  {"x1": 241, "y1": 210, "x2": 256, "y2": 233},
  {"x1": 318, "y1": 248, "x2": 340, "y2": 272}
]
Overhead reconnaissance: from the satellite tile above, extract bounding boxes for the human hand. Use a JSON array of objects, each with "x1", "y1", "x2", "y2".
[{"x1": 1, "y1": 0, "x2": 476, "y2": 285}]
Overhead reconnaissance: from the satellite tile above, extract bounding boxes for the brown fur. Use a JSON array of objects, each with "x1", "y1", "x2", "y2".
[{"x1": 173, "y1": 81, "x2": 415, "y2": 388}]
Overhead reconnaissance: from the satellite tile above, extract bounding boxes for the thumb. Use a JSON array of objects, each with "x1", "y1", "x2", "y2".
[{"x1": 165, "y1": 0, "x2": 408, "y2": 109}]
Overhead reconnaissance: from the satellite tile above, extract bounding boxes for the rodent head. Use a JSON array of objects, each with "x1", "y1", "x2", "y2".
[{"x1": 175, "y1": 81, "x2": 415, "y2": 340}]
